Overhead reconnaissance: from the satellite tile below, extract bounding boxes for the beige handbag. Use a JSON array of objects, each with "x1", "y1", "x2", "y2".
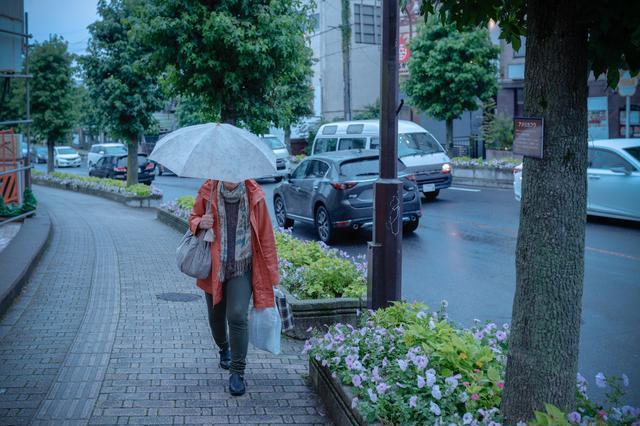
[{"x1": 176, "y1": 184, "x2": 214, "y2": 279}]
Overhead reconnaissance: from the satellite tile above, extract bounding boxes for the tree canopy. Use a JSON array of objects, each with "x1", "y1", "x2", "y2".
[{"x1": 136, "y1": 0, "x2": 315, "y2": 133}]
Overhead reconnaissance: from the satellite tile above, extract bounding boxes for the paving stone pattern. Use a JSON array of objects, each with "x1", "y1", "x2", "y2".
[{"x1": 0, "y1": 186, "x2": 330, "y2": 425}]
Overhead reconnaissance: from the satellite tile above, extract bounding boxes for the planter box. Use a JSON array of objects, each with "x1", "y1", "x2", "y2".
[
  {"x1": 155, "y1": 208, "x2": 365, "y2": 339},
  {"x1": 452, "y1": 167, "x2": 514, "y2": 189},
  {"x1": 33, "y1": 177, "x2": 162, "y2": 207},
  {"x1": 486, "y1": 149, "x2": 522, "y2": 161},
  {"x1": 280, "y1": 287, "x2": 364, "y2": 340},
  {"x1": 309, "y1": 358, "x2": 377, "y2": 426}
]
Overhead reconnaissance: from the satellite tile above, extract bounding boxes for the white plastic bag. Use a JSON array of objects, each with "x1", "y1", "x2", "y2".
[{"x1": 248, "y1": 304, "x2": 282, "y2": 355}]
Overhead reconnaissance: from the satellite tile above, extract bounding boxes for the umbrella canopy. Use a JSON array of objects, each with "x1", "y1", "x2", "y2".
[{"x1": 149, "y1": 123, "x2": 277, "y2": 181}]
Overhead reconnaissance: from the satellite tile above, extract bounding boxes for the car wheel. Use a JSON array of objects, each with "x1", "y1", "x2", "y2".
[
  {"x1": 423, "y1": 189, "x2": 440, "y2": 201},
  {"x1": 403, "y1": 218, "x2": 420, "y2": 234},
  {"x1": 274, "y1": 196, "x2": 294, "y2": 229},
  {"x1": 315, "y1": 205, "x2": 334, "y2": 244}
]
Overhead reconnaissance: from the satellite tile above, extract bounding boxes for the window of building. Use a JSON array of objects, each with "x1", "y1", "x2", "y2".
[
  {"x1": 514, "y1": 88, "x2": 525, "y2": 117},
  {"x1": 354, "y1": 3, "x2": 382, "y2": 45},
  {"x1": 507, "y1": 64, "x2": 525, "y2": 80},
  {"x1": 513, "y1": 36, "x2": 526, "y2": 58}
]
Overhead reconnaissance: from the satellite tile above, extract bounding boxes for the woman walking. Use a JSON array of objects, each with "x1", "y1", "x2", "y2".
[{"x1": 188, "y1": 179, "x2": 279, "y2": 396}]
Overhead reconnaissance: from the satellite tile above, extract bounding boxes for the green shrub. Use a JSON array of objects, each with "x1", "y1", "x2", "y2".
[
  {"x1": 177, "y1": 195, "x2": 196, "y2": 210},
  {"x1": 126, "y1": 184, "x2": 152, "y2": 197}
]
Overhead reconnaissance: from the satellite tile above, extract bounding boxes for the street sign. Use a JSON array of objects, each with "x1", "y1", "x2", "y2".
[
  {"x1": 513, "y1": 117, "x2": 544, "y2": 159},
  {"x1": 618, "y1": 71, "x2": 638, "y2": 97}
]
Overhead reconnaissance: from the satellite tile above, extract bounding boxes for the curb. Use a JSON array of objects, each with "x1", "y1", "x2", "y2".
[
  {"x1": 0, "y1": 209, "x2": 52, "y2": 319},
  {"x1": 32, "y1": 179, "x2": 162, "y2": 208}
]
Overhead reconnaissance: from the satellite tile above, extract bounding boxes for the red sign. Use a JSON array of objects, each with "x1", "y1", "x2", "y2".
[{"x1": 399, "y1": 34, "x2": 411, "y2": 64}]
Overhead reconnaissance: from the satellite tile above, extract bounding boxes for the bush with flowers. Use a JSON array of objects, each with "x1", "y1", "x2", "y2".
[
  {"x1": 305, "y1": 301, "x2": 639, "y2": 426},
  {"x1": 452, "y1": 157, "x2": 521, "y2": 171},
  {"x1": 32, "y1": 170, "x2": 161, "y2": 198},
  {"x1": 276, "y1": 230, "x2": 367, "y2": 299}
]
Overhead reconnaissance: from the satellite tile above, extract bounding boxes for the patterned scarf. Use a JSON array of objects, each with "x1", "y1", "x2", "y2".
[{"x1": 217, "y1": 182, "x2": 252, "y2": 282}]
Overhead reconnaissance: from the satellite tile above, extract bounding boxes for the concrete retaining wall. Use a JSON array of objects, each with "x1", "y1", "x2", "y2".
[{"x1": 452, "y1": 167, "x2": 514, "y2": 189}]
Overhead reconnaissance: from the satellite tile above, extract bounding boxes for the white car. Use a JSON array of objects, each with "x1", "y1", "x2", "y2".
[
  {"x1": 87, "y1": 143, "x2": 128, "y2": 170},
  {"x1": 260, "y1": 134, "x2": 290, "y2": 181},
  {"x1": 53, "y1": 146, "x2": 81, "y2": 168},
  {"x1": 514, "y1": 138, "x2": 640, "y2": 221}
]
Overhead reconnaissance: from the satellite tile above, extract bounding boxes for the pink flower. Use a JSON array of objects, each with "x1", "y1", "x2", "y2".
[
  {"x1": 598, "y1": 410, "x2": 608, "y2": 420},
  {"x1": 471, "y1": 393, "x2": 480, "y2": 401},
  {"x1": 463, "y1": 381, "x2": 470, "y2": 387},
  {"x1": 497, "y1": 382, "x2": 504, "y2": 389}
]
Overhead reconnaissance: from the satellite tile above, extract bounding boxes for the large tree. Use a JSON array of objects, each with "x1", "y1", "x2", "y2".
[
  {"x1": 136, "y1": 0, "x2": 315, "y2": 133},
  {"x1": 81, "y1": 0, "x2": 162, "y2": 186},
  {"x1": 403, "y1": 20, "x2": 498, "y2": 153},
  {"x1": 30, "y1": 36, "x2": 75, "y2": 173},
  {"x1": 420, "y1": 0, "x2": 639, "y2": 423}
]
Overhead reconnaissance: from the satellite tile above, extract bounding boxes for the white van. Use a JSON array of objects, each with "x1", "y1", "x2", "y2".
[{"x1": 311, "y1": 120, "x2": 452, "y2": 199}]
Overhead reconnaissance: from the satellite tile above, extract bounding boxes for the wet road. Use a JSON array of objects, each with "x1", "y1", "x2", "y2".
[{"x1": 37, "y1": 164, "x2": 640, "y2": 403}]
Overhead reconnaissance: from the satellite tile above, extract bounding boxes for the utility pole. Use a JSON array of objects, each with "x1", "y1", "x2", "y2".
[
  {"x1": 367, "y1": 0, "x2": 402, "y2": 310},
  {"x1": 341, "y1": 0, "x2": 352, "y2": 120}
]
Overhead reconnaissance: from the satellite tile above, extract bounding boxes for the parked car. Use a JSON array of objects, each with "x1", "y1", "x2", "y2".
[
  {"x1": 260, "y1": 134, "x2": 290, "y2": 181},
  {"x1": 89, "y1": 154, "x2": 156, "y2": 184},
  {"x1": 155, "y1": 163, "x2": 176, "y2": 176},
  {"x1": 514, "y1": 138, "x2": 640, "y2": 221},
  {"x1": 311, "y1": 120, "x2": 452, "y2": 200},
  {"x1": 20, "y1": 142, "x2": 28, "y2": 159},
  {"x1": 53, "y1": 146, "x2": 81, "y2": 168},
  {"x1": 273, "y1": 150, "x2": 422, "y2": 243},
  {"x1": 29, "y1": 146, "x2": 48, "y2": 163},
  {"x1": 87, "y1": 143, "x2": 128, "y2": 170}
]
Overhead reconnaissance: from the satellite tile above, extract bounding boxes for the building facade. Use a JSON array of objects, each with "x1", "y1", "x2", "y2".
[{"x1": 497, "y1": 37, "x2": 640, "y2": 140}]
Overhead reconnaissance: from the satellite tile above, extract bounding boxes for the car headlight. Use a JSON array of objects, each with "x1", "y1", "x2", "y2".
[{"x1": 441, "y1": 163, "x2": 452, "y2": 174}]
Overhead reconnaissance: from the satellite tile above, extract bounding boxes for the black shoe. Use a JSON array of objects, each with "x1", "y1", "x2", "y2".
[
  {"x1": 229, "y1": 373, "x2": 246, "y2": 396},
  {"x1": 219, "y1": 348, "x2": 231, "y2": 370}
]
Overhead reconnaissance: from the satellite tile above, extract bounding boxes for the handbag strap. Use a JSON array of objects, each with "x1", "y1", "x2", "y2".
[{"x1": 205, "y1": 180, "x2": 215, "y2": 214}]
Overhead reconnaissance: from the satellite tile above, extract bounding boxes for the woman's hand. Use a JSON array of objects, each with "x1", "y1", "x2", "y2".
[{"x1": 199, "y1": 214, "x2": 214, "y2": 229}]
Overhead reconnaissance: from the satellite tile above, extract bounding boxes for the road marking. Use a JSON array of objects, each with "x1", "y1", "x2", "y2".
[
  {"x1": 449, "y1": 187, "x2": 481, "y2": 192},
  {"x1": 586, "y1": 246, "x2": 640, "y2": 262}
]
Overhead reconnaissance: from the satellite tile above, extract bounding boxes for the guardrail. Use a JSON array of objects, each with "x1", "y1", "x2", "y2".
[{"x1": 0, "y1": 165, "x2": 34, "y2": 227}]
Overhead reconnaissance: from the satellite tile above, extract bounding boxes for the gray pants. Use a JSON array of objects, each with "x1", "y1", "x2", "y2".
[{"x1": 205, "y1": 272, "x2": 252, "y2": 375}]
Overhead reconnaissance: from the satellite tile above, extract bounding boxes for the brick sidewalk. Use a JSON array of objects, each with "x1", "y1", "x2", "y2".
[{"x1": 0, "y1": 186, "x2": 330, "y2": 425}]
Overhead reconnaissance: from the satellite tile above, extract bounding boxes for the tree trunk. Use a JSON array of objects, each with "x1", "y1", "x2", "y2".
[
  {"x1": 502, "y1": 0, "x2": 588, "y2": 423},
  {"x1": 341, "y1": 0, "x2": 351, "y2": 120},
  {"x1": 445, "y1": 118, "x2": 453, "y2": 155},
  {"x1": 284, "y1": 126, "x2": 292, "y2": 154},
  {"x1": 47, "y1": 140, "x2": 54, "y2": 174},
  {"x1": 126, "y1": 137, "x2": 139, "y2": 186}
]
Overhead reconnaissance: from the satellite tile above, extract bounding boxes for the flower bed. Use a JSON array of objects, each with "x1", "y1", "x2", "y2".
[
  {"x1": 305, "y1": 302, "x2": 639, "y2": 426},
  {"x1": 32, "y1": 170, "x2": 162, "y2": 207},
  {"x1": 451, "y1": 157, "x2": 521, "y2": 171}
]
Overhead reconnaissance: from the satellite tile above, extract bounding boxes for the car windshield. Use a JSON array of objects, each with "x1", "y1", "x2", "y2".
[
  {"x1": 57, "y1": 148, "x2": 76, "y2": 155},
  {"x1": 262, "y1": 137, "x2": 285, "y2": 150},
  {"x1": 340, "y1": 158, "x2": 405, "y2": 177},
  {"x1": 117, "y1": 155, "x2": 149, "y2": 168},
  {"x1": 398, "y1": 132, "x2": 444, "y2": 157},
  {"x1": 36, "y1": 147, "x2": 47, "y2": 154},
  {"x1": 105, "y1": 146, "x2": 128, "y2": 155},
  {"x1": 624, "y1": 146, "x2": 640, "y2": 162}
]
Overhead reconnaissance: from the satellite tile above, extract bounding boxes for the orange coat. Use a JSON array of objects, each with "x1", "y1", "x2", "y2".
[{"x1": 188, "y1": 179, "x2": 279, "y2": 308}]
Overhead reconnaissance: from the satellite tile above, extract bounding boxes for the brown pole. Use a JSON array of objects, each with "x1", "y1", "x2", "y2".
[{"x1": 367, "y1": 0, "x2": 402, "y2": 310}]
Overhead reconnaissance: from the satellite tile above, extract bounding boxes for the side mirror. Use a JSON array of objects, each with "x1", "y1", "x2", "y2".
[{"x1": 610, "y1": 166, "x2": 631, "y2": 175}]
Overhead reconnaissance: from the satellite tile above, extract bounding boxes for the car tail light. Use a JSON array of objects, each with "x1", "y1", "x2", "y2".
[
  {"x1": 114, "y1": 167, "x2": 127, "y2": 172},
  {"x1": 441, "y1": 163, "x2": 452, "y2": 174},
  {"x1": 331, "y1": 182, "x2": 358, "y2": 190},
  {"x1": 513, "y1": 167, "x2": 521, "y2": 174},
  {"x1": 144, "y1": 162, "x2": 154, "y2": 170}
]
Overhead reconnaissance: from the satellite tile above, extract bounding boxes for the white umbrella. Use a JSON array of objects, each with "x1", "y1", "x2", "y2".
[{"x1": 149, "y1": 123, "x2": 276, "y2": 181}]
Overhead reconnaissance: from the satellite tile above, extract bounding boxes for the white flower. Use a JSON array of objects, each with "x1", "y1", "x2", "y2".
[
  {"x1": 398, "y1": 359, "x2": 408, "y2": 372},
  {"x1": 459, "y1": 392, "x2": 469, "y2": 403},
  {"x1": 367, "y1": 388, "x2": 378, "y2": 403},
  {"x1": 351, "y1": 397, "x2": 359, "y2": 409},
  {"x1": 595, "y1": 372, "x2": 607, "y2": 388},
  {"x1": 409, "y1": 395, "x2": 418, "y2": 408},
  {"x1": 622, "y1": 373, "x2": 629, "y2": 387},
  {"x1": 417, "y1": 311, "x2": 427, "y2": 319},
  {"x1": 425, "y1": 369, "x2": 437, "y2": 387},
  {"x1": 417, "y1": 375, "x2": 426, "y2": 389},
  {"x1": 463, "y1": 413, "x2": 473, "y2": 425},
  {"x1": 429, "y1": 401, "x2": 441, "y2": 416}
]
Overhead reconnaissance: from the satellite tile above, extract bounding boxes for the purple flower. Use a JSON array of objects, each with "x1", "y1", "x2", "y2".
[
  {"x1": 398, "y1": 359, "x2": 408, "y2": 372},
  {"x1": 429, "y1": 401, "x2": 441, "y2": 416},
  {"x1": 595, "y1": 372, "x2": 607, "y2": 388},
  {"x1": 445, "y1": 376, "x2": 459, "y2": 390},
  {"x1": 431, "y1": 385, "x2": 442, "y2": 400},
  {"x1": 496, "y1": 331, "x2": 507, "y2": 342},
  {"x1": 417, "y1": 311, "x2": 427, "y2": 319},
  {"x1": 351, "y1": 397, "x2": 359, "y2": 409},
  {"x1": 425, "y1": 369, "x2": 437, "y2": 387},
  {"x1": 567, "y1": 412, "x2": 581, "y2": 423},
  {"x1": 417, "y1": 375, "x2": 426, "y2": 389},
  {"x1": 413, "y1": 355, "x2": 429, "y2": 370},
  {"x1": 474, "y1": 331, "x2": 484, "y2": 340},
  {"x1": 463, "y1": 413, "x2": 473, "y2": 425},
  {"x1": 367, "y1": 388, "x2": 378, "y2": 403},
  {"x1": 376, "y1": 383, "x2": 390, "y2": 395},
  {"x1": 622, "y1": 373, "x2": 629, "y2": 387},
  {"x1": 409, "y1": 395, "x2": 418, "y2": 408},
  {"x1": 351, "y1": 375, "x2": 362, "y2": 387}
]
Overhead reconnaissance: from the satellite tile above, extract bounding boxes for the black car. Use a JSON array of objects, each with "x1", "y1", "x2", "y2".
[
  {"x1": 273, "y1": 150, "x2": 422, "y2": 243},
  {"x1": 30, "y1": 146, "x2": 48, "y2": 163},
  {"x1": 89, "y1": 154, "x2": 156, "y2": 184}
]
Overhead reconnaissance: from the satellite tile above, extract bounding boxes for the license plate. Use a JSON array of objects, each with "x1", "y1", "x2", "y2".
[{"x1": 422, "y1": 184, "x2": 436, "y2": 192}]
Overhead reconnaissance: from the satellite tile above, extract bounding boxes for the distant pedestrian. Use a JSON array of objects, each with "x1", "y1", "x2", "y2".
[{"x1": 188, "y1": 179, "x2": 279, "y2": 396}]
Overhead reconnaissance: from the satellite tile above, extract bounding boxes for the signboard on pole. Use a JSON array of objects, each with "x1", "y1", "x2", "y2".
[
  {"x1": 617, "y1": 71, "x2": 638, "y2": 97},
  {"x1": 513, "y1": 117, "x2": 544, "y2": 159}
]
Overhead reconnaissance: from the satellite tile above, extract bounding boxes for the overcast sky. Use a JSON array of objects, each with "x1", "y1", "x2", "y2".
[{"x1": 24, "y1": 0, "x2": 98, "y2": 55}]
